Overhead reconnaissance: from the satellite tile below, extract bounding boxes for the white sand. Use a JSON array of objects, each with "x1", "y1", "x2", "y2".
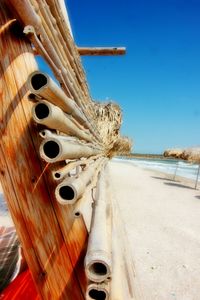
[
  {"x1": 108, "y1": 160, "x2": 200, "y2": 300},
  {"x1": 1, "y1": 161, "x2": 200, "y2": 299}
]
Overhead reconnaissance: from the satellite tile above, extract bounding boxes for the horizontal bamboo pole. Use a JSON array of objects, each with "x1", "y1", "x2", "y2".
[
  {"x1": 53, "y1": 159, "x2": 86, "y2": 181},
  {"x1": 53, "y1": 154, "x2": 103, "y2": 181},
  {"x1": 19, "y1": 2, "x2": 101, "y2": 140},
  {"x1": 110, "y1": 204, "x2": 126, "y2": 300},
  {"x1": 45, "y1": 0, "x2": 92, "y2": 98},
  {"x1": 40, "y1": 133, "x2": 102, "y2": 163},
  {"x1": 55, "y1": 158, "x2": 104, "y2": 205},
  {"x1": 32, "y1": 100, "x2": 93, "y2": 142},
  {"x1": 84, "y1": 168, "x2": 112, "y2": 283},
  {"x1": 28, "y1": 71, "x2": 101, "y2": 143},
  {"x1": 77, "y1": 47, "x2": 126, "y2": 56},
  {"x1": 86, "y1": 282, "x2": 110, "y2": 300},
  {"x1": 57, "y1": 0, "x2": 73, "y2": 37},
  {"x1": 28, "y1": 71, "x2": 88, "y2": 127},
  {"x1": 11, "y1": 0, "x2": 95, "y2": 118},
  {"x1": 73, "y1": 159, "x2": 106, "y2": 218}
]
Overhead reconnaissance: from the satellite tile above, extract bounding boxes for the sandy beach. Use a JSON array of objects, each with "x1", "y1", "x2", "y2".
[
  {"x1": 108, "y1": 160, "x2": 200, "y2": 300},
  {"x1": 1, "y1": 160, "x2": 200, "y2": 299}
]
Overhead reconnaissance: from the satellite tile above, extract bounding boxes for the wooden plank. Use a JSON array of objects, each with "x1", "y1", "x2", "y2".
[
  {"x1": 77, "y1": 47, "x2": 126, "y2": 56},
  {"x1": 0, "y1": 1, "x2": 87, "y2": 298}
]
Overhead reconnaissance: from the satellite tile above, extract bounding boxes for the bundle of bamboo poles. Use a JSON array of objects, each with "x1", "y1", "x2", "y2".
[
  {"x1": 9, "y1": 0, "x2": 127, "y2": 152},
  {"x1": 28, "y1": 68, "x2": 133, "y2": 298},
  {"x1": 27, "y1": 70, "x2": 104, "y2": 208}
]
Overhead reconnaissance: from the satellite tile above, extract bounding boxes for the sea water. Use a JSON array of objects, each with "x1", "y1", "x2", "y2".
[
  {"x1": 0, "y1": 192, "x2": 9, "y2": 217},
  {"x1": 114, "y1": 157, "x2": 200, "y2": 182}
]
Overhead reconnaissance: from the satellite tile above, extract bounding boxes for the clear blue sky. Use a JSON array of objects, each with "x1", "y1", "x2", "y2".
[{"x1": 62, "y1": 1, "x2": 200, "y2": 154}]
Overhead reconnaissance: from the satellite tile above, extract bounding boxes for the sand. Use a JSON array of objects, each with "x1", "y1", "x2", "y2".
[
  {"x1": 1, "y1": 160, "x2": 200, "y2": 299},
  {"x1": 108, "y1": 160, "x2": 200, "y2": 300}
]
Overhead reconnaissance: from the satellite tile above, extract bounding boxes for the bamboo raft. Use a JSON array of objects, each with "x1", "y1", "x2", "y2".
[{"x1": 0, "y1": 1, "x2": 132, "y2": 299}]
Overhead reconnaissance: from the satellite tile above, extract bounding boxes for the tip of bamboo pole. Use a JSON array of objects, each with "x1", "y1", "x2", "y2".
[{"x1": 77, "y1": 47, "x2": 126, "y2": 56}]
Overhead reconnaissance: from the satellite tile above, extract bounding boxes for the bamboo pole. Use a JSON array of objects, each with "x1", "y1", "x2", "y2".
[
  {"x1": 45, "y1": 0, "x2": 91, "y2": 95},
  {"x1": 73, "y1": 158, "x2": 106, "y2": 218},
  {"x1": 11, "y1": 0, "x2": 100, "y2": 136},
  {"x1": 28, "y1": 71, "x2": 101, "y2": 142},
  {"x1": 86, "y1": 282, "x2": 110, "y2": 300},
  {"x1": 27, "y1": 0, "x2": 95, "y2": 119},
  {"x1": 43, "y1": 0, "x2": 94, "y2": 115},
  {"x1": 28, "y1": 71, "x2": 89, "y2": 126},
  {"x1": 39, "y1": 133, "x2": 102, "y2": 163},
  {"x1": 55, "y1": 158, "x2": 104, "y2": 205},
  {"x1": 53, "y1": 154, "x2": 103, "y2": 181},
  {"x1": 77, "y1": 47, "x2": 126, "y2": 56},
  {"x1": 32, "y1": 100, "x2": 94, "y2": 142},
  {"x1": 57, "y1": 0, "x2": 73, "y2": 37},
  {"x1": 0, "y1": 1, "x2": 87, "y2": 298},
  {"x1": 84, "y1": 168, "x2": 112, "y2": 283},
  {"x1": 9, "y1": 0, "x2": 88, "y2": 111}
]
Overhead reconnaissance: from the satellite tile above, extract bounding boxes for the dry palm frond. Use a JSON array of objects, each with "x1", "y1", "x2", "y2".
[
  {"x1": 181, "y1": 147, "x2": 200, "y2": 163},
  {"x1": 164, "y1": 147, "x2": 200, "y2": 163},
  {"x1": 107, "y1": 136, "x2": 132, "y2": 158},
  {"x1": 94, "y1": 101, "x2": 122, "y2": 148}
]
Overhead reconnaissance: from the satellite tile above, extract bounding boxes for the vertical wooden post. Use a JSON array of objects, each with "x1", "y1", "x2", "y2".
[{"x1": 0, "y1": 1, "x2": 87, "y2": 299}]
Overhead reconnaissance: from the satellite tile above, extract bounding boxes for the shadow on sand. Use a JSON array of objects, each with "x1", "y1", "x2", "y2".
[
  {"x1": 151, "y1": 176, "x2": 173, "y2": 181},
  {"x1": 164, "y1": 182, "x2": 195, "y2": 190}
]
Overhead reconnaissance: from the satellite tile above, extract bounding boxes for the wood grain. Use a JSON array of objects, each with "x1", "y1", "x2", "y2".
[{"x1": 0, "y1": 1, "x2": 87, "y2": 298}]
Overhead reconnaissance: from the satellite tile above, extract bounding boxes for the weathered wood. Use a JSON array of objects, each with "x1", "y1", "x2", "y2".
[
  {"x1": 77, "y1": 47, "x2": 126, "y2": 56},
  {"x1": 0, "y1": 1, "x2": 87, "y2": 299}
]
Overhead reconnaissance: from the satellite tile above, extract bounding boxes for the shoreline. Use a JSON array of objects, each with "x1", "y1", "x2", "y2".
[{"x1": 114, "y1": 157, "x2": 200, "y2": 187}]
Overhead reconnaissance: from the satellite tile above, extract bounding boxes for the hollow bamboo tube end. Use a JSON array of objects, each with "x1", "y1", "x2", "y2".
[
  {"x1": 39, "y1": 138, "x2": 62, "y2": 163},
  {"x1": 85, "y1": 252, "x2": 111, "y2": 283},
  {"x1": 28, "y1": 71, "x2": 49, "y2": 94},
  {"x1": 55, "y1": 180, "x2": 78, "y2": 205},
  {"x1": 86, "y1": 282, "x2": 110, "y2": 300}
]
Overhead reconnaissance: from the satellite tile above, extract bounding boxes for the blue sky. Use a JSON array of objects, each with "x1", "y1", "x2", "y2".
[{"x1": 62, "y1": 1, "x2": 200, "y2": 154}]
